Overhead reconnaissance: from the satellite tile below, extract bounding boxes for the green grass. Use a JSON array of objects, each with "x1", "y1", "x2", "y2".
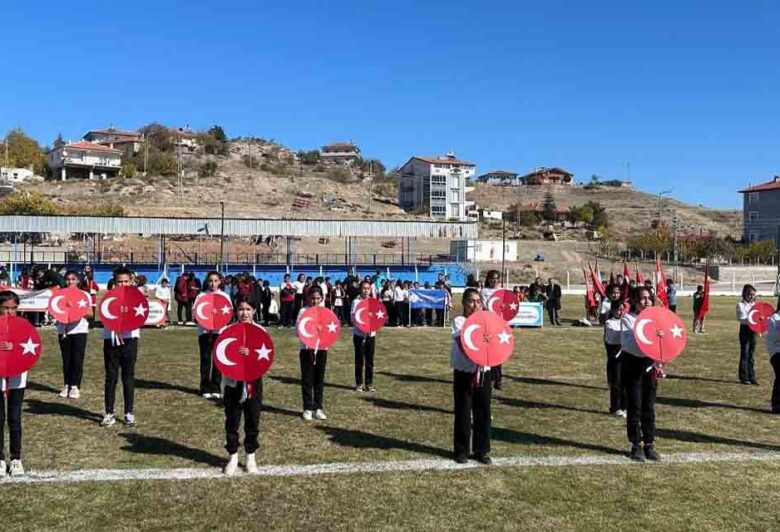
[{"x1": 3, "y1": 296, "x2": 780, "y2": 530}]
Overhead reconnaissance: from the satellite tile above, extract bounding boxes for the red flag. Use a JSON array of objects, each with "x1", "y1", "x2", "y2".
[
  {"x1": 621, "y1": 260, "x2": 631, "y2": 300},
  {"x1": 609, "y1": 270, "x2": 616, "y2": 287},
  {"x1": 589, "y1": 262, "x2": 606, "y2": 298},
  {"x1": 635, "y1": 261, "x2": 645, "y2": 284},
  {"x1": 583, "y1": 267, "x2": 596, "y2": 309},
  {"x1": 655, "y1": 257, "x2": 669, "y2": 308},
  {"x1": 697, "y1": 264, "x2": 710, "y2": 320}
]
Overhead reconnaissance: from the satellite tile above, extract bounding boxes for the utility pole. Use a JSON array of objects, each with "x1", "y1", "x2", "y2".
[
  {"x1": 501, "y1": 217, "x2": 507, "y2": 286},
  {"x1": 219, "y1": 201, "x2": 226, "y2": 271},
  {"x1": 367, "y1": 161, "x2": 373, "y2": 214},
  {"x1": 143, "y1": 132, "x2": 149, "y2": 176},
  {"x1": 176, "y1": 129, "x2": 182, "y2": 197}
]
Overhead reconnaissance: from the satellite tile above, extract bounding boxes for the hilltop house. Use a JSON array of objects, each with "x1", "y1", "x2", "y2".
[
  {"x1": 520, "y1": 167, "x2": 574, "y2": 186},
  {"x1": 739, "y1": 175, "x2": 780, "y2": 243},
  {"x1": 475, "y1": 170, "x2": 521, "y2": 186},
  {"x1": 321, "y1": 142, "x2": 361, "y2": 164},
  {"x1": 398, "y1": 152, "x2": 476, "y2": 221},
  {"x1": 47, "y1": 141, "x2": 122, "y2": 181},
  {"x1": 83, "y1": 127, "x2": 143, "y2": 154},
  {"x1": 0, "y1": 166, "x2": 34, "y2": 183}
]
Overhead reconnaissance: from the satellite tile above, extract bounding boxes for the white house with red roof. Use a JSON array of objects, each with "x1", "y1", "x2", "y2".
[
  {"x1": 739, "y1": 175, "x2": 780, "y2": 243},
  {"x1": 398, "y1": 152, "x2": 476, "y2": 221},
  {"x1": 321, "y1": 141, "x2": 361, "y2": 163},
  {"x1": 475, "y1": 170, "x2": 521, "y2": 185},
  {"x1": 83, "y1": 127, "x2": 143, "y2": 154},
  {"x1": 47, "y1": 141, "x2": 122, "y2": 181}
]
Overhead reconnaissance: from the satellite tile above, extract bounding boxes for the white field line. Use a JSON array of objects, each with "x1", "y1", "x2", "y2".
[{"x1": 2, "y1": 451, "x2": 780, "y2": 485}]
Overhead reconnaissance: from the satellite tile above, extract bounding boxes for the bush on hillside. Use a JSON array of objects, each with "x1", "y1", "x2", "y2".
[{"x1": 0, "y1": 190, "x2": 59, "y2": 215}]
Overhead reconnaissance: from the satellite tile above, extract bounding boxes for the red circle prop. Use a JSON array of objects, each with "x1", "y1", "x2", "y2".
[
  {"x1": 297, "y1": 306, "x2": 341, "y2": 350},
  {"x1": 747, "y1": 302, "x2": 775, "y2": 334},
  {"x1": 634, "y1": 307, "x2": 688, "y2": 363},
  {"x1": 194, "y1": 292, "x2": 234, "y2": 330},
  {"x1": 486, "y1": 289, "x2": 520, "y2": 322},
  {"x1": 48, "y1": 287, "x2": 92, "y2": 324},
  {"x1": 213, "y1": 322, "x2": 275, "y2": 381},
  {"x1": 99, "y1": 287, "x2": 149, "y2": 333},
  {"x1": 0, "y1": 316, "x2": 43, "y2": 378},
  {"x1": 460, "y1": 310, "x2": 515, "y2": 367},
  {"x1": 353, "y1": 298, "x2": 388, "y2": 334}
]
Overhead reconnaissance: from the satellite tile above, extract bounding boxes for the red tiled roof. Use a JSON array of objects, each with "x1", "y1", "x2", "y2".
[
  {"x1": 322, "y1": 142, "x2": 358, "y2": 149},
  {"x1": 414, "y1": 156, "x2": 474, "y2": 166},
  {"x1": 62, "y1": 142, "x2": 122, "y2": 153},
  {"x1": 739, "y1": 178, "x2": 780, "y2": 193},
  {"x1": 520, "y1": 167, "x2": 573, "y2": 178},
  {"x1": 480, "y1": 170, "x2": 518, "y2": 176},
  {"x1": 86, "y1": 128, "x2": 141, "y2": 139}
]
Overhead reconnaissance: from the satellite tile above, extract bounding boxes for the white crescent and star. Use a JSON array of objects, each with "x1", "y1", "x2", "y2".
[
  {"x1": 255, "y1": 343, "x2": 272, "y2": 361},
  {"x1": 498, "y1": 330, "x2": 512, "y2": 344},
  {"x1": 463, "y1": 324, "x2": 481, "y2": 351},
  {"x1": 101, "y1": 297, "x2": 118, "y2": 320},
  {"x1": 195, "y1": 299, "x2": 211, "y2": 321},
  {"x1": 133, "y1": 303, "x2": 148, "y2": 317},
  {"x1": 326, "y1": 321, "x2": 338, "y2": 333},
  {"x1": 670, "y1": 324, "x2": 684, "y2": 338},
  {"x1": 375, "y1": 309, "x2": 385, "y2": 320},
  {"x1": 747, "y1": 308, "x2": 759, "y2": 326},
  {"x1": 636, "y1": 319, "x2": 654, "y2": 345},
  {"x1": 354, "y1": 307, "x2": 366, "y2": 325},
  {"x1": 487, "y1": 296, "x2": 500, "y2": 314},
  {"x1": 50, "y1": 295, "x2": 65, "y2": 315},
  {"x1": 215, "y1": 337, "x2": 237, "y2": 366},
  {"x1": 298, "y1": 317, "x2": 314, "y2": 338},
  {"x1": 20, "y1": 337, "x2": 39, "y2": 356},
  {"x1": 77, "y1": 298, "x2": 89, "y2": 309}
]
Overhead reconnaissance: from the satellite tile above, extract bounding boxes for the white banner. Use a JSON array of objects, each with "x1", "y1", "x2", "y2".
[
  {"x1": 145, "y1": 300, "x2": 167, "y2": 327},
  {"x1": 10, "y1": 288, "x2": 53, "y2": 312},
  {"x1": 508, "y1": 302, "x2": 544, "y2": 328}
]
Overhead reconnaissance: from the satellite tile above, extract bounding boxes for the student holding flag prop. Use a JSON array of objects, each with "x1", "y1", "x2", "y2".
[
  {"x1": 736, "y1": 284, "x2": 758, "y2": 385},
  {"x1": 480, "y1": 270, "x2": 503, "y2": 390},
  {"x1": 693, "y1": 278, "x2": 708, "y2": 333},
  {"x1": 195, "y1": 271, "x2": 228, "y2": 399},
  {"x1": 0, "y1": 291, "x2": 26, "y2": 476},
  {"x1": 56, "y1": 271, "x2": 91, "y2": 399},
  {"x1": 352, "y1": 281, "x2": 377, "y2": 392}
]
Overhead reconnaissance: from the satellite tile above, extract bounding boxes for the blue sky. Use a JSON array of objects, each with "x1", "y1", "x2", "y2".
[{"x1": 2, "y1": 0, "x2": 778, "y2": 209}]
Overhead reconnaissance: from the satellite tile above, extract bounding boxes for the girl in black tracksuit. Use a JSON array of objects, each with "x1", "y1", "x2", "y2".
[
  {"x1": 57, "y1": 270, "x2": 91, "y2": 400},
  {"x1": 603, "y1": 300, "x2": 626, "y2": 417},
  {"x1": 296, "y1": 286, "x2": 329, "y2": 421},
  {"x1": 352, "y1": 281, "x2": 377, "y2": 392},
  {"x1": 195, "y1": 271, "x2": 227, "y2": 399}
]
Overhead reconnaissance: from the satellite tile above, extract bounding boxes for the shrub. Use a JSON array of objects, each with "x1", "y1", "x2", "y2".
[
  {"x1": 327, "y1": 167, "x2": 352, "y2": 183},
  {"x1": 199, "y1": 160, "x2": 218, "y2": 177},
  {"x1": 0, "y1": 190, "x2": 59, "y2": 215}
]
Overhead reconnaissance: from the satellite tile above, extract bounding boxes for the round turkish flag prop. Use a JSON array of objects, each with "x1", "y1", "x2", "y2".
[
  {"x1": 353, "y1": 298, "x2": 388, "y2": 334},
  {"x1": 213, "y1": 322, "x2": 275, "y2": 381},
  {"x1": 297, "y1": 306, "x2": 341, "y2": 350},
  {"x1": 48, "y1": 287, "x2": 92, "y2": 324},
  {"x1": 747, "y1": 302, "x2": 775, "y2": 334},
  {"x1": 0, "y1": 316, "x2": 43, "y2": 378},
  {"x1": 634, "y1": 307, "x2": 688, "y2": 362},
  {"x1": 99, "y1": 287, "x2": 149, "y2": 333},
  {"x1": 194, "y1": 292, "x2": 233, "y2": 330},
  {"x1": 460, "y1": 310, "x2": 515, "y2": 367},
  {"x1": 486, "y1": 289, "x2": 520, "y2": 322}
]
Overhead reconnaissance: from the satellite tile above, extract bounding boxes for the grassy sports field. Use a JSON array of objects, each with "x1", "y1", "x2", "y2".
[{"x1": 2, "y1": 296, "x2": 780, "y2": 530}]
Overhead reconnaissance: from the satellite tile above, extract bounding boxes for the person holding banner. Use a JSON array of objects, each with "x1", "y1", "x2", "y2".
[
  {"x1": 56, "y1": 271, "x2": 91, "y2": 399},
  {"x1": 451, "y1": 288, "x2": 492, "y2": 464},
  {"x1": 0, "y1": 291, "x2": 27, "y2": 476},
  {"x1": 736, "y1": 284, "x2": 759, "y2": 385},
  {"x1": 352, "y1": 281, "x2": 377, "y2": 392},
  {"x1": 196, "y1": 271, "x2": 228, "y2": 399},
  {"x1": 480, "y1": 270, "x2": 503, "y2": 390},
  {"x1": 620, "y1": 286, "x2": 661, "y2": 461},
  {"x1": 296, "y1": 286, "x2": 330, "y2": 421}
]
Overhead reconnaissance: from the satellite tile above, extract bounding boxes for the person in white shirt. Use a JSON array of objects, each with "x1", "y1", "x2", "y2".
[
  {"x1": 351, "y1": 281, "x2": 377, "y2": 392},
  {"x1": 196, "y1": 271, "x2": 228, "y2": 399},
  {"x1": 765, "y1": 302, "x2": 780, "y2": 413},
  {"x1": 479, "y1": 270, "x2": 504, "y2": 390},
  {"x1": 101, "y1": 267, "x2": 141, "y2": 428},
  {"x1": 292, "y1": 274, "x2": 306, "y2": 317},
  {"x1": 393, "y1": 281, "x2": 406, "y2": 327},
  {"x1": 451, "y1": 288, "x2": 492, "y2": 465},
  {"x1": 0, "y1": 291, "x2": 26, "y2": 477},
  {"x1": 736, "y1": 284, "x2": 758, "y2": 385},
  {"x1": 154, "y1": 278, "x2": 172, "y2": 327},
  {"x1": 620, "y1": 285, "x2": 661, "y2": 462},
  {"x1": 57, "y1": 271, "x2": 91, "y2": 400},
  {"x1": 295, "y1": 286, "x2": 329, "y2": 421},
  {"x1": 603, "y1": 300, "x2": 626, "y2": 417}
]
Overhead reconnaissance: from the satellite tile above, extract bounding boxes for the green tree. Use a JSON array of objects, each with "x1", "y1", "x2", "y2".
[
  {"x1": 208, "y1": 125, "x2": 228, "y2": 143},
  {"x1": 200, "y1": 160, "x2": 218, "y2": 177},
  {"x1": 0, "y1": 190, "x2": 59, "y2": 215},
  {"x1": 3, "y1": 128, "x2": 46, "y2": 173},
  {"x1": 583, "y1": 200, "x2": 609, "y2": 228},
  {"x1": 121, "y1": 162, "x2": 137, "y2": 179},
  {"x1": 138, "y1": 123, "x2": 174, "y2": 152},
  {"x1": 297, "y1": 150, "x2": 321, "y2": 165},
  {"x1": 569, "y1": 205, "x2": 594, "y2": 225}
]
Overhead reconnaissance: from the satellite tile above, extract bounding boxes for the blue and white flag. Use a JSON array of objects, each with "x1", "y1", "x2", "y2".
[{"x1": 409, "y1": 289, "x2": 447, "y2": 310}]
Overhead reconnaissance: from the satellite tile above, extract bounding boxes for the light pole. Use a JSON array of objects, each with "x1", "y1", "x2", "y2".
[
  {"x1": 219, "y1": 201, "x2": 225, "y2": 271},
  {"x1": 656, "y1": 189, "x2": 672, "y2": 222}
]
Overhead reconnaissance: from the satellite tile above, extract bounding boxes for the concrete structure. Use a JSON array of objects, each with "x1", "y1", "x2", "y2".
[
  {"x1": 47, "y1": 141, "x2": 122, "y2": 181},
  {"x1": 0, "y1": 166, "x2": 34, "y2": 183},
  {"x1": 739, "y1": 176, "x2": 780, "y2": 243},
  {"x1": 398, "y1": 153, "x2": 476, "y2": 221},
  {"x1": 481, "y1": 208, "x2": 503, "y2": 221},
  {"x1": 450, "y1": 239, "x2": 517, "y2": 262},
  {"x1": 520, "y1": 167, "x2": 574, "y2": 186},
  {"x1": 321, "y1": 142, "x2": 361, "y2": 164},
  {"x1": 172, "y1": 128, "x2": 198, "y2": 151},
  {"x1": 475, "y1": 170, "x2": 521, "y2": 185},
  {"x1": 83, "y1": 127, "x2": 143, "y2": 154}
]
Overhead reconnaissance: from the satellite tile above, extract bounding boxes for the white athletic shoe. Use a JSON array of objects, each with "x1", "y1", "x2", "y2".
[
  {"x1": 245, "y1": 453, "x2": 258, "y2": 474},
  {"x1": 8, "y1": 459, "x2": 24, "y2": 477},
  {"x1": 0, "y1": 460, "x2": 6, "y2": 477},
  {"x1": 202, "y1": 393, "x2": 213, "y2": 399},
  {"x1": 314, "y1": 409, "x2": 327, "y2": 420},
  {"x1": 224, "y1": 453, "x2": 239, "y2": 476},
  {"x1": 68, "y1": 386, "x2": 80, "y2": 399},
  {"x1": 59, "y1": 386, "x2": 69, "y2": 398},
  {"x1": 302, "y1": 410, "x2": 313, "y2": 421},
  {"x1": 124, "y1": 413, "x2": 137, "y2": 427},
  {"x1": 212, "y1": 393, "x2": 222, "y2": 400},
  {"x1": 100, "y1": 413, "x2": 116, "y2": 427}
]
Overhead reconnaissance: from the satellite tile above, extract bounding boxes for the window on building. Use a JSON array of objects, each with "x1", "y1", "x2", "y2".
[
  {"x1": 748, "y1": 192, "x2": 760, "y2": 204},
  {"x1": 451, "y1": 203, "x2": 460, "y2": 218},
  {"x1": 431, "y1": 175, "x2": 446, "y2": 185},
  {"x1": 451, "y1": 190, "x2": 460, "y2": 202},
  {"x1": 452, "y1": 176, "x2": 460, "y2": 188},
  {"x1": 431, "y1": 189, "x2": 446, "y2": 199},
  {"x1": 748, "y1": 211, "x2": 759, "y2": 222},
  {"x1": 475, "y1": 244, "x2": 482, "y2": 253},
  {"x1": 749, "y1": 232, "x2": 759, "y2": 242},
  {"x1": 431, "y1": 205, "x2": 446, "y2": 216}
]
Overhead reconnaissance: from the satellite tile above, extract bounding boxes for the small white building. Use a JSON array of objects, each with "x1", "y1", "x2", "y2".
[
  {"x1": 481, "y1": 208, "x2": 503, "y2": 221},
  {"x1": 321, "y1": 142, "x2": 361, "y2": 164},
  {"x1": 450, "y1": 239, "x2": 518, "y2": 262},
  {"x1": 47, "y1": 141, "x2": 122, "y2": 181},
  {"x1": 0, "y1": 166, "x2": 34, "y2": 183},
  {"x1": 398, "y1": 152, "x2": 476, "y2": 221}
]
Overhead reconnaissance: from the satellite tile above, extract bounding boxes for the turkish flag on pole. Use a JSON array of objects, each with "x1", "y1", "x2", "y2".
[
  {"x1": 697, "y1": 264, "x2": 710, "y2": 321},
  {"x1": 212, "y1": 322, "x2": 275, "y2": 382},
  {"x1": 590, "y1": 262, "x2": 606, "y2": 298},
  {"x1": 486, "y1": 288, "x2": 520, "y2": 322},
  {"x1": 353, "y1": 297, "x2": 388, "y2": 334},
  {"x1": 583, "y1": 267, "x2": 596, "y2": 309},
  {"x1": 634, "y1": 307, "x2": 688, "y2": 363},
  {"x1": 622, "y1": 260, "x2": 631, "y2": 300},
  {"x1": 635, "y1": 261, "x2": 645, "y2": 284},
  {"x1": 655, "y1": 257, "x2": 669, "y2": 308},
  {"x1": 296, "y1": 306, "x2": 341, "y2": 350}
]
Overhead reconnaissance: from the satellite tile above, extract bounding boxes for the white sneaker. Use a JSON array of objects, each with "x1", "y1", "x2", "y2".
[
  {"x1": 224, "y1": 453, "x2": 239, "y2": 476},
  {"x1": 245, "y1": 453, "x2": 258, "y2": 474},
  {"x1": 202, "y1": 393, "x2": 213, "y2": 399},
  {"x1": 0, "y1": 460, "x2": 6, "y2": 477},
  {"x1": 212, "y1": 393, "x2": 222, "y2": 400},
  {"x1": 314, "y1": 409, "x2": 327, "y2": 420},
  {"x1": 302, "y1": 410, "x2": 313, "y2": 421},
  {"x1": 100, "y1": 413, "x2": 116, "y2": 427},
  {"x1": 68, "y1": 386, "x2": 80, "y2": 399},
  {"x1": 59, "y1": 386, "x2": 69, "y2": 398},
  {"x1": 8, "y1": 459, "x2": 24, "y2": 477},
  {"x1": 124, "y1": 413, "x2": 137, "y2": 427},
  {"x1": 619, "y1": 410, "x2": 627, "y2": 419}
]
